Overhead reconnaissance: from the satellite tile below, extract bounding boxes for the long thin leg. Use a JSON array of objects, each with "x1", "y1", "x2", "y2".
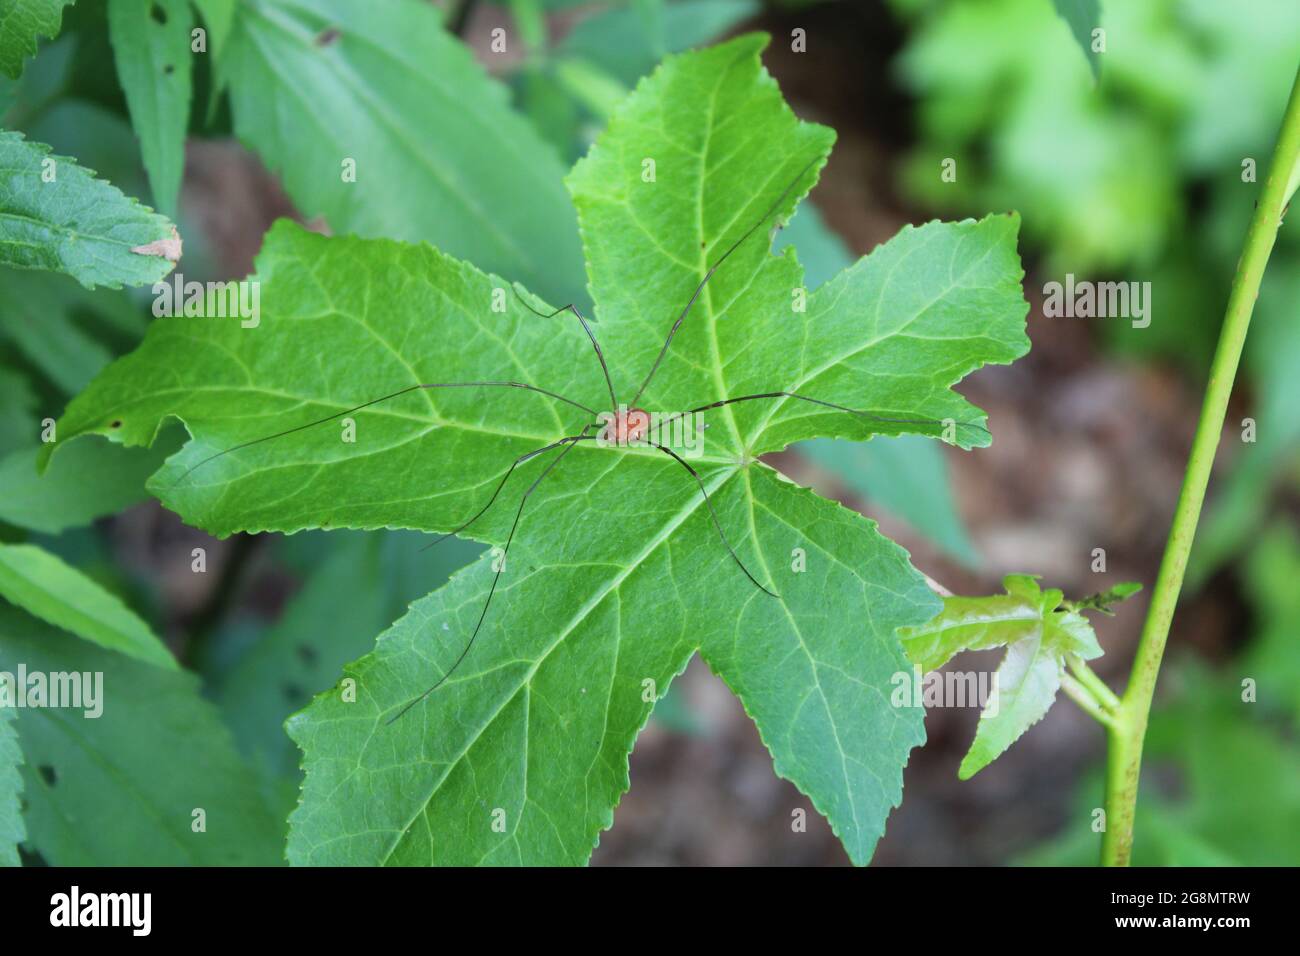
[
  {"x1": 662, "y1": 390, "x2": 991, "y2": 444},
  {"x1": 419, "y1": 423, "x2": 600, "y2": 551},
  {"x1": 172, "y1": 380, "x2": 598, "y2": 487},
  {"x1": 513, "y1": 289, "x2": 619, "y2": 417},
  {"x1": 388, "y1": 432, "x2": 596, "y2": 724},
  {"x1": 644, "y1": 440, "x2": 779, "y2": 599},
  {"x1": 631, "y1": 156, "x2": 822, "y2": 408}
]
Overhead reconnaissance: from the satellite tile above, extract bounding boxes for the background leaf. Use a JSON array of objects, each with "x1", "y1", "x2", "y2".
[
  {"x1": 0, "y1": 606, "x2": 283, "y2": 864},
  {"x1": 0, "y1": 128, "x2": 177, "y2": 288},
  {"x1": 0, "y1": 267, "x2": 144, "y2": 393},
  {"x1": 1049, "y1": 0, "x2": 1102, "y2": 81},
  {"x1": 0, "y1": 367, "x2": 37, "y2": 456},
  {"x1": 0, "y1": 0, "x2": 72, "y2": 79},
  {"x1": 0, "y1": 543, "x2": 176, "y2": 669},
  {"x1": 222, "y1": 0, "x2": 586, "y2": 306},
  {"x1": 0, "y1": 433, "x2": 180, "y2": 535},
  {"x1": 0, "y1": 704, "x2": 22, "y2": 866},
  {"x1": 193, "y1": 0, "x2": 235, "y2": 59},
  {"x1": 106, "y1": 0, "x2": 193, "y2": 216},
  {"x1": 559, "y1": 0, "x2": 759, "y2": 87},
  {"x1": 214, "y1": 530, "x2": 481, "y2": 782}
]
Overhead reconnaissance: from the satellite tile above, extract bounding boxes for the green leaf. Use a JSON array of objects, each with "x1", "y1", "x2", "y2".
[
  {"x1": 0, "y1": 367, "x2": 37, "y2": 456},
  {"x1": 0, "y1": 266, "x2": 145, "y2": 394},
  {"x1": 0, "y1": 433, "x2": 180, "y2": 535},
  {"x1": 899, "y1": 574, "x2": 1125, "y2": 779},
  {"x1": 551, "y1": 57, "x2": 628, "y2": 121},
  {"x1": 560, "y1": 0, "x2": 759, "y2": 87},
  {"x1": 1242, "y1": 524, "x2": 1300, "y2": 729},
  {"x1": 0, "y1": 605, "x2": 283, "y2": 864},
  {"x1": 222, "y1": 0, "x2": 586, "y2": 306},
  {"x1": 0, "y1": 704, "x2": 22, "y2": 866},
  {"x1": 49, "y1": 34, "x2": 1029, "y2": 864},
  {"x1": 286, "y1": 482, "x2": 937, "y2": 865},
  {"x1": 107, "y1": 0, "x2": 193, "y2": 217},
  {"x1": 1064, "y1": 580, "x2": 1141, "y2": 615},
  {"x1": 193, "y1": 0, "x2": 235, "y2": 59},
  {"x1": 0, "y1": 128, "x2": 179, "y2": 288},
  {"x1": 567, "y1": 39, "x2": 1026, "y2": 457},
  {"x1": 1049, "y1": 0, "x2": 1101, "y2": 81},
  {"x1": 0, "y1": 0, "x2": 72, "y2": 79},
  {"x1": 799, "y1": 436, "x2": 980, "y2": 566},
  {"x1": 0, "y1": 543, "x2": 176, "y2": 669},
  {"x1": 215, "y1": 530, "x2": 481, "y2": 780},
  {"x1": 777, "y1": 201, "x2": 979, "y2": 564}
]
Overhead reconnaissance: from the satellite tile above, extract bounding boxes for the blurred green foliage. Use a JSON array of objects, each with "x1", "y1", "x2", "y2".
[{"x1": 889, "y1": 0, "x2": 1300, "y2": 580}]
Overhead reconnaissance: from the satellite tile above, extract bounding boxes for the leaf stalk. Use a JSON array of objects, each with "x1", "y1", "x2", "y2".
[{"x1": 1060, "y1": 674, "x2": 1120, "y2": 732}]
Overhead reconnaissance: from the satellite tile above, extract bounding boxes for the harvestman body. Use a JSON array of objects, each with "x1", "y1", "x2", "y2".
[{"x1": 178, "y1": 160, "x2": 987, "y2": 723}]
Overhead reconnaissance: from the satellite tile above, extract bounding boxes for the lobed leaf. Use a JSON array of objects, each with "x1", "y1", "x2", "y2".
[
  {"x1": 567, "y1": 34, "x2": 1027, "y2": 455},
  {"x1": 49, "y1": 34, "x2": 1030, "y2": 864},
  {"x1": 899, "y1": 574, "x2": 1134, "y2": 779},
  {"x1": 799, "y1": 436, "x2": 980, "y2": 566}
]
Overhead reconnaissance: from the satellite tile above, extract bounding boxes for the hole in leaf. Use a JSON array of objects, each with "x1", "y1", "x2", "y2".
[
  {"x1": 38, "y1": 765, "x2": 57, "y2": 787},
  {"x1": 315, "y1": 27, "x2": 340, "y2": 47},
  {"x1": 109, "y1": 420, "x2": 123, "y2": 429},
  {"x1": 163, "y1": 64, "x2": 174, "y2": 75}
]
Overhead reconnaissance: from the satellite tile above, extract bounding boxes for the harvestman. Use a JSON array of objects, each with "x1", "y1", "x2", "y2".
[{"x1": 177, "y1": 161, "x2": 988, "y2": 723}]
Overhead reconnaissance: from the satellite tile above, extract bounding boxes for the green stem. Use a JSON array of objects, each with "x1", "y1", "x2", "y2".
[
  {"x1": 1101, "y1": 67, "x2": 1300, "y2": 867},
  {"x1": 1067, "y1": 655, "x2": 1120, "y2": 712},
  {"x1": 1061, "y1": 674, "x2": 1119, "y2": 731}
]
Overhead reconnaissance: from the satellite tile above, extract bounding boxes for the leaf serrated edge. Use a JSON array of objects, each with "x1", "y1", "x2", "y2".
[
  {"x1": 0, "y1": 0, "x2": 73, "y2": 79},
  {"x1": 0, "y1": 128, "x2": 178, "y2": 290}
]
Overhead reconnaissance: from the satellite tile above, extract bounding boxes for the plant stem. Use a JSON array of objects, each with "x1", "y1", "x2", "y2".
[
  {"x1": 1101, "y1": 67, "x2": 1300, "y2": 867},
  {"x1": 1067, "y1": 656, "x2": 1120, "y2": 712},
  {"x1": 1061, "y1": 674, "x2": 1119, "y2": 731}
]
